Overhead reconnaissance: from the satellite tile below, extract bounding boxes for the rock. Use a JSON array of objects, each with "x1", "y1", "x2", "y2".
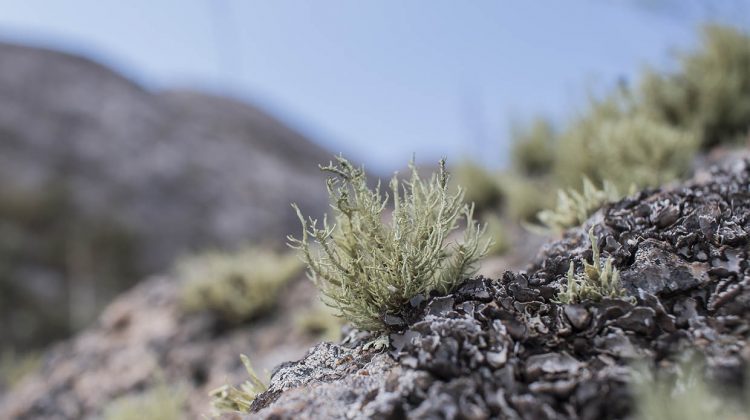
[
  {"x1": 563, "y1": 304, "x2": 591, "y2": 330},
  {"x1": 525, "y1": 352, "x2": 582, "y2": 380},
  {"x1": 241, "y1": 158, "x2": 750, "y2": 419},
  {"x1": 0, "y1": 275, "x2": 325, "y2": 419}
]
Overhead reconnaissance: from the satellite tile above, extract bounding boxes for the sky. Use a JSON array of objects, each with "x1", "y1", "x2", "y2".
[{"x1": 0, "y1": 1, "x2": 748, "y2": 173}]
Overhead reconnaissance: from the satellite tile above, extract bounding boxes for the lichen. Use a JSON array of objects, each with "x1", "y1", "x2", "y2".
[
  {"x1": 556, "y1": 226, "x2": 630, "y2": 304},
  {"x1": 288, "y1": 156, "x2": 491, "y2": 331}
]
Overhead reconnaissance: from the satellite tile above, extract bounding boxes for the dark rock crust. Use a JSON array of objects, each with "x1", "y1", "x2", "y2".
[{"x1": 252, "y1": 160, "x2": 750, "y2": 419}]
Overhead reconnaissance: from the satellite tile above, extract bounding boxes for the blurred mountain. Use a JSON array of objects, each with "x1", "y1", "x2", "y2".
[{"x1": 0, "y1": 42, "x2": 332, "y2": 350}]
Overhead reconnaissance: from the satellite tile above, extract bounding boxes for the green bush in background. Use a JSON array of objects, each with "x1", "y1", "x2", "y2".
[
  {"x1": 555, "y1": 109, "x2": 697, "y2": 191},
  {"x1": 451, "y1": 160, "x2": 504, "y2": 213},
  {"x1": 511, "y1": 117, "x2": 557, "y2": 177},
  {"x1": 179, "y1": 248, "x2": 302, "y2": 323},
  {"x1": 501, "y1": 24, "x2": 749, "y2": 235},
  {"x1": 639, "y1": 24, "x2": 750, "y2": 149}
]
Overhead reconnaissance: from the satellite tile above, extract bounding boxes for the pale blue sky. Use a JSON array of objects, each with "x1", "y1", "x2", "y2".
[{"x1": 0, "y1": 1, "x2": 748, "y2": 172}]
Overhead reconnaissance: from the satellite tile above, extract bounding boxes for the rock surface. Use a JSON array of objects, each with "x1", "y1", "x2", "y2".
[
  {"x1": 0, "y1": 274, "x2": 324, "y2": 419},
  {"x1": 240, "y1": 159, "x2": 750, "y2": 419}
]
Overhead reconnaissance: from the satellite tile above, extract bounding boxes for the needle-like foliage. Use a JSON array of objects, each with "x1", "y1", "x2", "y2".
[
  {"x1": 557, "y1": 227, "x2": 630, "y2": 304},
  {"x1": 288, "y1": 156, "x2": 491, "y2": 331}
]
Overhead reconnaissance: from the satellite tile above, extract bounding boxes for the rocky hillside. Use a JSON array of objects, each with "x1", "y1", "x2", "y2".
[
  {"x1": 3, "y1": 155, "x2": 749, "y2": 419},
  {"x1": 0, "y1": 42, "x2": 333, "y2": 349}
]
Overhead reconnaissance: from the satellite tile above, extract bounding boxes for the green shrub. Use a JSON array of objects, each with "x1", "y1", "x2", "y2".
[
  {"x1": 103, "y1": 383, "x2": 185, "y2": 420},
  {"x1": 555, "y1": 108, "x2": 697, "y2": 192},
  {"x1": 178, "y1": 248, "x2": 302, "y2": 323},
  {"x1": 639, "y1": 24, "x2": 750, "y2": 149},
  {"x1": 511, "y1": 117, "x2": 557, "y2": 176},
  {"x1": 451, "y1": 160, "x2": 504, "y2": 213},
  {"x1": 557, "y1": 227, "x2": 630, "y2": 304},
  {"x1": 210, "y1": 354, "x2": 267, "y2": 414},
  {"x1": 289, "y1": 156, "x2": 491, "y2": 331},
  {"x1": 537, "y1": 178, "x2": 621, "y2": 233}
]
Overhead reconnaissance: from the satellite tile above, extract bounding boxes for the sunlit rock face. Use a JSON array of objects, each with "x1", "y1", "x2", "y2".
[{"x1": 247, "y1": 160, "x2": 750, "y2": 419}]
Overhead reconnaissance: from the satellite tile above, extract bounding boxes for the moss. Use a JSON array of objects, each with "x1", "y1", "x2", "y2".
[
  {"x1": 289, "y1": 156, "x2": 491, "y2": 331},
  {"x1": 102, "y1": 383, "x2": 185, "y2": 420},
  {"x1": 556, "y1": 227, "x2": 630, "y2": 304},
  {"x1": 210, "y1": 354, "x2": 267, "y2": 414},
  {"x1": 178, "y1": 248, "x2": 302, "y2": 323},
  {"x1": 537, "y1": 178, "x2": 622, "y2": 233}
]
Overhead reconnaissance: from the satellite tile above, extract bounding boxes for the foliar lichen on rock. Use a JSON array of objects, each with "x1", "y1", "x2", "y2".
[{"x1": 288, "y1": 156, "x2": 492, "y2": 332}]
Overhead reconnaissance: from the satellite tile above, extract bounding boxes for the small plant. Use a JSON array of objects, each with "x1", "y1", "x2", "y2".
[
  {"x1": 210, "y1": 354, "x2": 268, "y2": 414},
  {"x1": 556, "y1": 227, "x2": 629, "y2": 304},
  {"x1": 288, "y1": 156, "x2": 491, "y2": 331},
  {"x1": 537, "y1": 178, "x2": 621, "y2": 232},
  {"x1": 103, "y1": 382, "x2": 185, "y2": 420},
  {"x1": 178, "y1": 248, "x2": 302, "y2": 323}
]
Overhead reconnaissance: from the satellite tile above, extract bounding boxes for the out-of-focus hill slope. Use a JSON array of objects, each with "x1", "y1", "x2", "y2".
[{"x1": 0, "y1": 42, "x2": 333, "y2": 349}]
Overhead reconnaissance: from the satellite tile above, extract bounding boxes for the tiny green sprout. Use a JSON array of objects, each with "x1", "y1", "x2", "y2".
[
  {"x1": 556, "y1": 226, "x2": 630, "y2": 304},
  {"x1": 210, "y1": 354, "x2": 268, "y2": 414}
]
